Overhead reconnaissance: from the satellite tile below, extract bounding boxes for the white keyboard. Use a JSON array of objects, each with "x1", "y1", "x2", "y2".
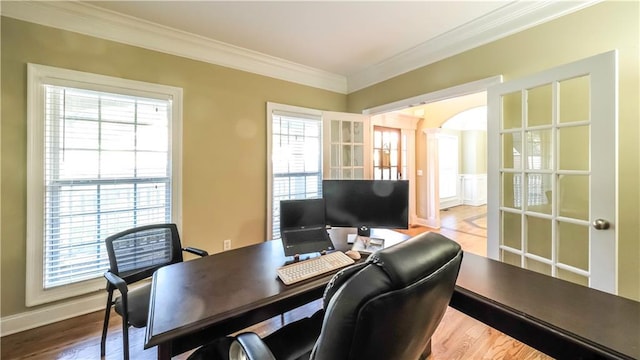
[{"x1": 277, "y1": 252, "x2": 355, "y2": 285}]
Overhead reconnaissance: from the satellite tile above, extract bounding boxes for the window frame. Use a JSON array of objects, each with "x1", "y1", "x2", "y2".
[
  {"x1": 266, "y1": 102, "x2": 323, "y2": 241},
  {"x1": 26, "y1": 64, "x2": 183, "y2": 306}
]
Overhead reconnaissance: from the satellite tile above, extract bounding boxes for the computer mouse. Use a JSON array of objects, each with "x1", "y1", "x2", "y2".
[{"x1": 344, "y1": 250, "x2": 361, "y2": 260}]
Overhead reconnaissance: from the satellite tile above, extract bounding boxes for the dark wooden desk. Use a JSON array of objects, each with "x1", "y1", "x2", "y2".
[
  {"x1": 145, "y1": 231, "x2": 640, "y2": 360},
  {"x1": 451, "y1": 253, "x2": 639, "y2": 360},
  {"x1": 144, "y1": 229, "x2": 407, "y2": 359}
]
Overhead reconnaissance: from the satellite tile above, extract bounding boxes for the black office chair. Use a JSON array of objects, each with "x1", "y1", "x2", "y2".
[
  {"x1": 189, "y1": 231, "x2": 463, "y2": 360},
  {"x1": 100, "y1": 223, "x2": 208, "y2": 360}
]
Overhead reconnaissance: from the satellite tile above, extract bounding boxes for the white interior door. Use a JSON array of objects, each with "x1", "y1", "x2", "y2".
[{"x1": 487, "y1": 51, "x2": 617, "y2": 294}]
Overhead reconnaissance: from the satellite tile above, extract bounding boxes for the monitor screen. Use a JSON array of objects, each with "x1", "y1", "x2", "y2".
[
  {"x1": 322, "y1": 180, "x2": 409, "y2": 230},
  {"x1": 279, "y1": 198, "x2": 326, "y2": 231}
]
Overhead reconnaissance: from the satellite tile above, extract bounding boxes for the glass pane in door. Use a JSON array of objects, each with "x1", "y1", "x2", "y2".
[
  {"x1": 342, "y1": 145, "x2": 352, "y2": 166},
  {"x1": 501, "y1": 211, "x2": 521, "y2": 250},
  {"x1": 331, "y1": 120, "x2": 340, "y2": 141},
  {"x1": 526, "y1": 129, "x2": 552, "y2": 170},
  {"x1": 390, "y1": 167, "x2": 398, "y2": 180},
  {"x1": 331, "y1": 145, "x2": 339, "y2": 167},
  {"x1": 353, "y1": 122, "x2": 363, "y2": 143},
  {"x1": 342, "y1": 122, "x2": 351, "y2": 142},
  {"x1": 373, "y1": 126, "x2": 402, "y2": 180},
  {"x1": 353, "y1": 145, "x2": 363, "y2": 166},
  {"x1": 526, "y1": 84, "x2": 552, "y2": 127},
  {"x1": 501, "y1": 173, "x2": 522, "y2": 209},
  {"x1": 526, "y1": 215, "x2": 552, "y2": 259},
  {"x1": 558, "y1": 175, "x2": 589, "y2": 220},
  {"x1": 526, "y1": 173, "x2": 552, "y2": 214},
  {"x1": 558, "y1": 221, "x2": 589, "y2": 271},
  {"x1": 502, "y1": 133, "x2": 521, "y2": 169},
  {"x1": 329, "y1": 117, "x2": 366, "y2": 179},
  {"x1": 559, "y1": 126, "x2": 589, "y2": 171},
  {"x1": 501, "y1": 91, "x2": 522, "y2": 130}
]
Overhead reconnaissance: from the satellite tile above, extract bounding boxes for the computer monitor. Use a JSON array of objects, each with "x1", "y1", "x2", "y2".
[
  {"x1": 279, "y1": 198, "x2": 326, "y2": 231},
  {"x1": 322, "y1": 179, "x2": 409, "y2": 236}
]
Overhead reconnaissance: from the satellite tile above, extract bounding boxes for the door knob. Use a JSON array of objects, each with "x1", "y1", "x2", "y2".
[{"x1": 592, "y1": 219, "x2": 610, "y2": 230}]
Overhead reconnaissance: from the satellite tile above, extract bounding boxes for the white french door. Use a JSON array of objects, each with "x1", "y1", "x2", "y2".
[
  {"x1": 322, "y1": 111, "x2": 371, "y2": 179},
  {"x1": 487, "y1": 51, "x2": 617, "y2": 294}
]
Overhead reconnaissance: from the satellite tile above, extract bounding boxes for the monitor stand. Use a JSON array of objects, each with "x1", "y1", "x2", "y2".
[
  {"x1": 357, "y1": 225, "x2": 371, "y2": 237},
  {"x1": 348, "y1": 228, "x2": 383, "y2": 244},
  {"x1": 284, "y1": 250, "x2": 327, "y2": 265}
]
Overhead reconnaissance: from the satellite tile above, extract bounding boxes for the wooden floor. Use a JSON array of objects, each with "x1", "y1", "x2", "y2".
[{"x1": 1, "y1": 205, "x2": 551, "y2": 360}]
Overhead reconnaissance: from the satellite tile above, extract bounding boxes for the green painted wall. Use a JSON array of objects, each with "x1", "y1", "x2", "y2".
[
  {"x1": 1, "y1": 17, "x2": 346, "y2": 316},
  {"x1": 461, "y1": 130, "x2": 487, "y2": 174},
  {"x1": 348, "y1": 0, "x2": 640, "y2": 301}
]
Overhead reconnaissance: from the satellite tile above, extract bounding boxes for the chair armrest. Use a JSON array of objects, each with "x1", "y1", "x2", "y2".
[
  {"x1": 104, "y1": 271, "x2": 128, "y2": 295},
  {"x1": 230, "y1": 333, "x2": 276, "y2": 360},
  {"x1": 183, "y1": 247, "x2": 209, "y2": 257}
]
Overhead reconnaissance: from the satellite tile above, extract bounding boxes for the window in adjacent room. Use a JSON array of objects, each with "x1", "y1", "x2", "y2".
[
  {"x1": 26, "y1": 64, "x2": 183, "y2": 305},
  {"x1": 267, "y1": 103, "x2": 323, "y2": 240}
]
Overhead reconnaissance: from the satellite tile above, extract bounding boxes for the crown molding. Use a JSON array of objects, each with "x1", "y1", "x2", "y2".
[
  {"x1": 347, "y1": 0, "x2": 602, "y2": 93},
  {"x1": 1, "y1": 0, "x2": 348, "y2": 94},
  {"x1": 2, "y1": 1, "x2": 600, "y2": 95}
]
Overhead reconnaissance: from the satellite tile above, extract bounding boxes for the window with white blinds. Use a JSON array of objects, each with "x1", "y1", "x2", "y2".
[
  {"x1": 27, "y1": 64, "x2": 182, "y2": 305},
  {"x1": 268, "y1": 105, "x2": 323, "y2": 240}
]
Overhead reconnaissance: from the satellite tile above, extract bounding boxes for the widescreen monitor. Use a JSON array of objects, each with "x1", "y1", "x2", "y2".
[{"x1": 322, "y1": 180, "x2": 409, "y2": 236}]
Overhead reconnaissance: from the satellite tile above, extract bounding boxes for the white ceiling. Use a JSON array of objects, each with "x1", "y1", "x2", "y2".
[
  {"x1": 3, "y1": 1, "x2": 599, "y2": 93},
  {"x1": 88, "y1": 1, "x2": 507, "y2": 76}
]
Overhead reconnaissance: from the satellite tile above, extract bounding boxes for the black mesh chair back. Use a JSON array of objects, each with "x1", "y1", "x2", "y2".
[
  {"x1": 107, "y1": 224, "x2": 184, "y2": 281},
  {"x1": 101, "y1": 223, "x2": 208, "y2": 360}
]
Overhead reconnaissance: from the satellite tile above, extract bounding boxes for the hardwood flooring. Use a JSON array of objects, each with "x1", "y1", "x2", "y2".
[
  {"x1": 1, "y1": 205, "x2": 551, "y2": 359},
  {"x1": 399, "y1": 204, "x2": 488, "y2": 257}
]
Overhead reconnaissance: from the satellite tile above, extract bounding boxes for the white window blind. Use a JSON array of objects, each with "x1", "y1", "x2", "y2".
[
  {"x1": 270, "y1": 111, "x2": 323, "y2": 239},
  {"x1": 27, "y1": 64, "x2": 182, "y2": 305},
  {"x1": 43, "y1": 86, "x2": 171, "y2": 288}
]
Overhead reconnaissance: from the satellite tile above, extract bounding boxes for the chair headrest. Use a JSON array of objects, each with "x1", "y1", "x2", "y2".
[{"x1": 366, "y1": 232, "x2": 462, "y2": 288}]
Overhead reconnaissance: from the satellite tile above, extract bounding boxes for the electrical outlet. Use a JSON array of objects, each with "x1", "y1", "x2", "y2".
[{"x1": 223, "y1": 239, "x2": 231, "y2": 251}]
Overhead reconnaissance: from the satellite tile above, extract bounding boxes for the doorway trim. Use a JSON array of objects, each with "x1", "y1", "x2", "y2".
[
  {"x1": 363, "y1": 76, "x2": 503, "y2": 116},
  {"x1": 363, "y1": 75, "x2": 503, "y2": 229}
]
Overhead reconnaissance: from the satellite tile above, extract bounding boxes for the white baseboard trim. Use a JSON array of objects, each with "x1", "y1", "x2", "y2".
[
  {"x1": 440, "y1": 199, "x2": 462, "y2": 210},
  {"x1": 0, "y1": 292, "x2": 106, "y2": 337},
  {"x1": 415, "y1": 217, "x2": 440, "y2": 229},
  {"x1": 463, "y1": 199, "x2": 488, "y2": 206}
]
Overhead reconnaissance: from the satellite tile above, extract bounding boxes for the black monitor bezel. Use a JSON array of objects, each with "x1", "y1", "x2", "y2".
[{"x1": 322, "y1": 179, "x2": 409, "y2": 230}]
